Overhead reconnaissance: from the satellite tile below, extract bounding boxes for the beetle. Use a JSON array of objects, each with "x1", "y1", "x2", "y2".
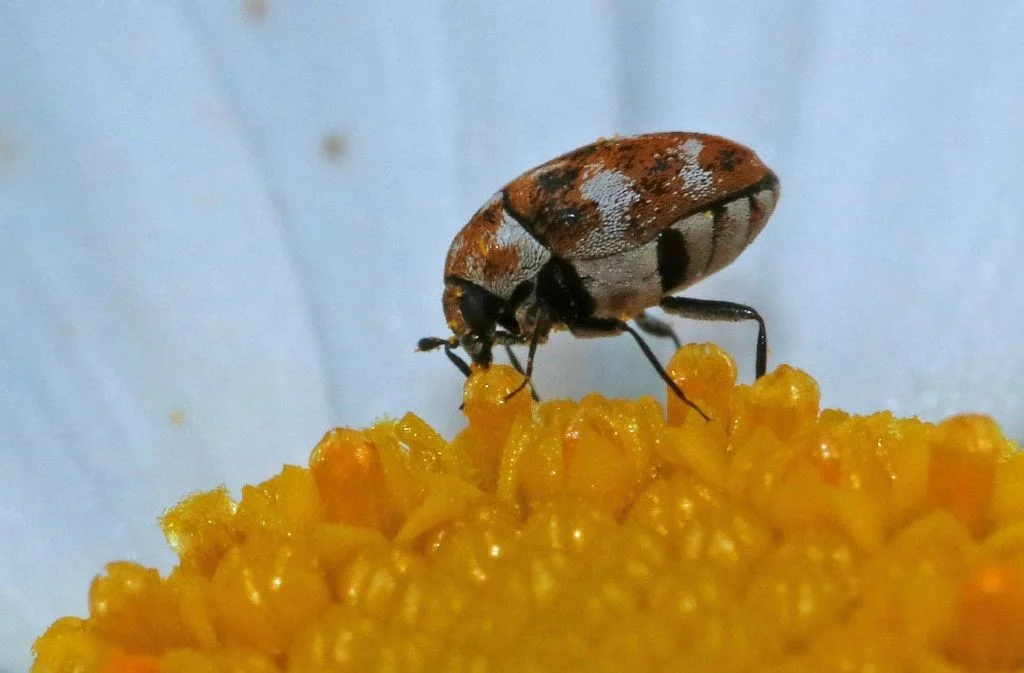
[{"x1": 418, "y1": 132, "x2": 780, "y2": 419}]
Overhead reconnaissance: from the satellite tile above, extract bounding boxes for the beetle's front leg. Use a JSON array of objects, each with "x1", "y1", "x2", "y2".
[{"x1": 497, "y1": 321, "x2": 548, "y2": 402}]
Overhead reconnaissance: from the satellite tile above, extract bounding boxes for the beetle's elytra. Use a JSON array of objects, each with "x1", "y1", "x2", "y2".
[{"x1": 418, "y1": 132, "x2": 780, "y2": 419}]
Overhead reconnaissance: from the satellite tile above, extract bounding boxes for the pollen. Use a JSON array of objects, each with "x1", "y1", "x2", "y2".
[{"x1": 31, "y1": 344, "x2": 1024, "y2": 672}]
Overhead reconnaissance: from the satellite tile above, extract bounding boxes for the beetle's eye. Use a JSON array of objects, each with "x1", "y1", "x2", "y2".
[{"x1": 458, "y1": 283, "x2": 503, "y2": 336}]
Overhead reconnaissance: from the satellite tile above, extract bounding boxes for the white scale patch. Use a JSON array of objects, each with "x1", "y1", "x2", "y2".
[
  {"x1": 670, "y1": 210, "x2": 715, "y2": 283},
  {"x1": 676, "y1": 138, "x2": 714, "y2": 198},
  {"x1": 572, "y1": 241, "x2": 663, "y2": 319},
  {"x1": 706, "y1": 197, "x2": 752, "y2": 274},
  {"x1": 483, "y1": 209, "x2": 551, "y2": 298},
  {"x1": 748, "y1": 188, "x2": 776, "y2": 243},
  {"x1": 572, "y1": 166, "x2": 641, "y2": 258}
]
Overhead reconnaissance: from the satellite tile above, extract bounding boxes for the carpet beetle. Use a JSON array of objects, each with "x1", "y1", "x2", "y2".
[{"x1": 418, "y1": 132, "x2": 780, "y2": 419}]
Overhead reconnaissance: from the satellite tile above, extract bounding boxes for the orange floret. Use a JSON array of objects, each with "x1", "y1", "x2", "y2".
[{"x1": 31, "y1": 344, "x2": 1023, "y2": 673}]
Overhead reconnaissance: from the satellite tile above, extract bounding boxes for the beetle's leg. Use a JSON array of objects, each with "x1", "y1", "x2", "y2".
[
  {"x1": 566, "y1": 316, "x2": 709, "y2": 422},
  {"x1": 659, "y1": 296, "x2": 768, "y2": 378},
  {"x1": 502, "y1": 343, "x2": 525, "y2": 374},
  {"x1": 442, "y1": 341, "x2": 472, "y2": 377},
  {"x1": 502, "y1": 344, "x2": 540, "y2": 401},
  {"x1": 634, "y1": 311, "x2": 681, "y2": 349},
  {"x1": 503, "y1": 323, "x2": 546, "y2": 402}
]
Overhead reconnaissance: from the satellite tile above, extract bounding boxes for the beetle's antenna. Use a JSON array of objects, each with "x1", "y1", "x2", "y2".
[
  {"x1": 620, "y1": 323, "x2": 710, "y2": 422},
  {"x1": 417, "y1": 336, "x2": 472, "y2": 378},
  {"x1": 417, "y1": 336, "x2": 446, "y2": 352}
]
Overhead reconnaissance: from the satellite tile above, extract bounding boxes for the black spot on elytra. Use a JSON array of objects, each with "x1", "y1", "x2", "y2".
[
  {"x1": 716, "y1": 147, "x2": 741, "y2": 172},
  {"x1": 536, "y1": 166, "x2": 579, "y2": 193},
  {"x1": 648, "y1": 155, "x2": 670, "y2": 175},
  {"x1": 640, "y1": 174, "x2": 672, "y2": 197},
  {"x1": 501, "y1": 189, "x2": 529, "y2": 226},
  {"x1": 539, "y1": 205, "x2": 584, "y2": 230},
  {"x1": 477, "y1": 202, "x2": 501, "y2": 224}
]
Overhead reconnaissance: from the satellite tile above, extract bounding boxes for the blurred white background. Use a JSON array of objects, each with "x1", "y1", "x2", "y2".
[{"x1": 1, "y1": 2, "x2": 1021, "y2": 669}]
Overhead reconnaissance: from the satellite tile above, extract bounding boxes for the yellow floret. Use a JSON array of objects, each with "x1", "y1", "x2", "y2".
[{"x1": 31, "y1": 344, "x2": 1024, "y2": 672}]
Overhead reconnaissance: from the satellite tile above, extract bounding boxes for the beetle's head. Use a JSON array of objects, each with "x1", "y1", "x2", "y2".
[{"x1": 441, "y1": 278, "x2": 517, "y2": 367}]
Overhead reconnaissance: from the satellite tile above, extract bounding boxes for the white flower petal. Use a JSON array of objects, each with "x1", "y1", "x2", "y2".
[{"x1": 2, "y1": 2, "x2": 1023, "y2": 670}]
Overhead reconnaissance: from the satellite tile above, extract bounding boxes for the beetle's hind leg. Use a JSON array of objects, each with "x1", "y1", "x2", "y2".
[
  {"x1": 566, "y1": 316, "x2": 709, "y2": 421},
  {"x1": 634, "y1": 311, "x2": 682, "y2": 349},
  {"x1": 659, "y1": 296, "x2": 768, "y2": 378}
]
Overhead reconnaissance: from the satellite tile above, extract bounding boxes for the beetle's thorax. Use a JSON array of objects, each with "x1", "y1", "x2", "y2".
[
  {"x1": 444, "y1": 192, "x2": 550, "y2": 303},
  {"x1": 441, "y1": 276, "x2": 545, "y2": 344}
]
